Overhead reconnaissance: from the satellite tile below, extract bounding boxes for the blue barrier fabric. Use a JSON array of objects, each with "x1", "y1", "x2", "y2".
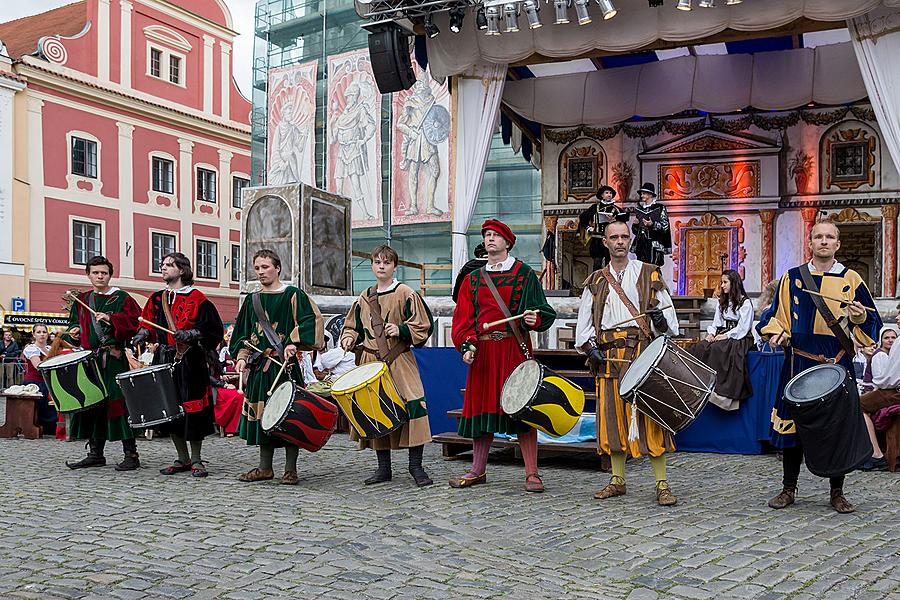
[{"x1": 412, "y1": 348, "x2": 468, "y2": 436}]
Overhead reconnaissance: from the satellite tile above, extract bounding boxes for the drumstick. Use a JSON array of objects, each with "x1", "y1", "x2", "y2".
[
  {"x1": 266, "y1": 358, "x2": 289, "y2": 397},
  {"x1": 241, "y1": 340, "x2": 284, "y2": 368},
  {"x1": 482, "y1": 310, "x2": 537, "y2": 331},
  {"x1": 65, "y1": 292, "x2": 97, "y2": 317},
  {"x1": 138, "y1": 316, "x2": 176, "y2": 336},
  {"x1": 800, "y1": 289, "x2": 877, "y2": 312},
  {"x1": 606, "y1": 305, "x2": 673, "y2": 330}
]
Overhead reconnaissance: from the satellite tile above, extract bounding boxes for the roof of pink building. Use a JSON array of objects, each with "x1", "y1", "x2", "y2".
[{"x1": 0, "y1": 2, "x2": 87, "y2": 59}]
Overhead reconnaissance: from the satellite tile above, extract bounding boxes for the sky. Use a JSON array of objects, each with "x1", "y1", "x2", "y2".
[{"x1": 0, "y1": 0, "x2": 256, "y2": 98}]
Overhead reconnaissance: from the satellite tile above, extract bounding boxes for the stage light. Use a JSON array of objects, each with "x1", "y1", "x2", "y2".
[
  {"x1": 574, "y1": 0, "x2": 592, "y2": 25},
  {"x1": 677, "y1": 0, "x2": 692, "y2": 10},
  {"x1": 554, "y1": 0, "x2": 570, "y2": 24},
  {"x1": 485, "y1": 6, "x2": 501, "y2": 35},
  {"x1": 449, "y1": 7, "x2": 466, "y2": 33},
  {"x1": 648, "y1": 0, "x2": 664, "y2": 6},
  {"x1": 596, "y1": 0, "x2": 617, "y2": 19},
  {"x1": 524, "y1": 0, "x2": 542, "y2": 29},
  {"x1": 424, "y1": 13, "x2": 440, "y2": 38},
  {"x1": 476, "y1": 7, "x2": 488, "y2": 30},
  {"x1": 503, "y1": 2, "x2": 519, "y2": 32}
]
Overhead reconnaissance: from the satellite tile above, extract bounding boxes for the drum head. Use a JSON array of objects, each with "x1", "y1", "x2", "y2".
[
  {"x1": 262, "y1": 382, "x2": 294, "y2": 430},
  {"x1": 620, "y1": 336, "x2": 666, "y2": 396},
  {"x1": 785, "y1": 364, "x2": 846, "y2": 404},
  {"x1": 500, "y1": 360, "x2": 540, "y2": 415},
  {"x1": 331, "y1": 362, "x2": 386, "y2": 394},
  {"x1": 39, "y1": 349, "x2": 94, "y2": 369},
  {"x1": 115, "y1": 363, "x2": 172, "y2": 379}
]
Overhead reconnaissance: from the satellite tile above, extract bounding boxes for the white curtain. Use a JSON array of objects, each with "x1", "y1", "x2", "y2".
[
  {"x1": 849, "y1": 6, "x2": 900, "y2": 175},
  {"x1": 426, "y1": 0, "x2": 891, "y2": 79},
  {"x1": 452, "y1": 63, "x2": 506, "y2": 279}
]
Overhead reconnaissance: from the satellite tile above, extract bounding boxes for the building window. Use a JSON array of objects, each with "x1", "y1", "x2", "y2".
[
  {"x1": 151, "y1": 232, "x2": 176, "y2": 273},
  {"x1": 196, "y1": 239, "x2": 218, "y2": 279},
  {"x1": 151, "y1": 157, "x2": 174, "y2": 194},
  {"x1": 231, "y1": 244, "x2": 240, "y2": 282},
  {"x1": 71, "y1": 137, "x2": 97, "y2": 178},
  {"x1": 150, "y1": 48, "x2": 162, "y2": 78},
  {"x1": 197, "y1": 168, "x2": 217, "y2": 203},
  {"x1": 232, "y1": 176, "x2": 249, "y2": 209},
  {"x1": 169, "y1": 55, "x2": 181, "y2": 84},
  {"x1": 72, "y1": 220, "x2": 102, "y2": 265},
  {"x1": 832, "y1": 143, "x2": 867, "y2": 180}
]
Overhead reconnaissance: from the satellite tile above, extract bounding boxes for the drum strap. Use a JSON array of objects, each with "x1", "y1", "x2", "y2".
[
  {"x1": 798, "y1": 265, "x2": 855, "y2": 358},
  {"x1": 251, "y1": 292, "x2": 284, "y2": 358},
  {"x1": 365, "y1": 287, "x2": 408, "y2": 365},
  {"x1": 160, "y1": 294, "x2": 190, "y2": 361},
  {"x1": 480, "y1": 267, "x2": 531, "y2": 360},
  {"x1": 86, "y1": 292, "x2": 113, "y2": 347},
  {"x1": 600, "y1": 268, "x2": 653, "y2": 339}
]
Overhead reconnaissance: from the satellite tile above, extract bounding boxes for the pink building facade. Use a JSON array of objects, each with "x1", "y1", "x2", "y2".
[{"x1": 0, "y1": 0, "x2": 250, "y2": 320}]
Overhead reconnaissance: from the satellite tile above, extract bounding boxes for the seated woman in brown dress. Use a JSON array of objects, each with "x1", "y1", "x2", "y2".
[{"x1": 689, "y1": 270, "x2": 755, "y2": 410}]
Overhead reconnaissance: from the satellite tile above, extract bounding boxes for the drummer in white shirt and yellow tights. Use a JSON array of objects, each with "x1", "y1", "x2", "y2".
[{"x1": 575, "y1": 220, "x2": 680, "y2": 506}]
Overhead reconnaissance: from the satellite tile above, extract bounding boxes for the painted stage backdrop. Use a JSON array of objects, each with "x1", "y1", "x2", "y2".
[{"x1": 267, "y1": 60, "x2": 318, "y2": 187}]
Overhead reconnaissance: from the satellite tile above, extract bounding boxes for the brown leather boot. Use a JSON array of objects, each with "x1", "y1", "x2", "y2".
[
  {"x1": 768, "y1": 487, "x2": 796, "y2": 509},
  {"x1": 830, "y1": 488, "x2": 855, "y2": 514},
  {"x1": 656, "y1": 481, "x2": 677, "y2": 506},
  {"x1": 594, "y1": 478, "x2": 626, "y2": 499}
]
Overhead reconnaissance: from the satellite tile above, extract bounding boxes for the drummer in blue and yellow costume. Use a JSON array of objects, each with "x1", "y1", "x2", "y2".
[
  {"x1": 758, "y1": 221, "x2": 881, "y2": 514},
  {"x1": 230, "y1": 249, "x2": 324, "y2": 486}
]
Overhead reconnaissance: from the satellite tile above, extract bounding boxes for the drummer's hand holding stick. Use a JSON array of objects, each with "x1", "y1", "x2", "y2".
[
  {"x1": 283, "y1": 343, "x2": 298, "y2": 360},
  {"x1": 384, "y1": 323, "x2": 400, "y2": 337},
  {"x1": 131, "y1": 328, "x2": 150, "y2": 346},
  {"x1": 846, "y1": 300, "x2": 868, "y2": 323},
  {"x1": 768, "y1": 331, "x2": 789, "y2": 350},
  {"x1": 481, "y1": 310, "x2": 537, "y2": 331},
  {"x1": 584, "y1": 343, "x2": 606, "y2": 377},
  {"x1": 235, "y1": 358, "x2": 246, "y2": 394}
]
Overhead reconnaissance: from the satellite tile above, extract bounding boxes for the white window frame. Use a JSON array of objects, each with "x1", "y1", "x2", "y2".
[
  {"x1": 66, "y1": 130, "x2": 101, "y2": 182},
  {"x1": 196, "y1": 164, "x2": 218, "y2": 203},
  {"x1": 145, "y1": 42, "x2": 187, "y2": 88},
  {"x1": 195, "y1": 237, "x2": 219, "y2": 281},
  {"x1": 149, "y1": 229, "x2": 178, "y2": 274},
  {"x1": 230, "y1": 244, "x2": 240, "y2": 282},
  {"x1": 150, "y1": 153, "x2": 176, "y2": 195},
  {"x1": 69, "y1": 216, "x2": 104, "y2": 269},
  {"x1": 231, "y1": 174, "x2": 250, "y2": 209}
]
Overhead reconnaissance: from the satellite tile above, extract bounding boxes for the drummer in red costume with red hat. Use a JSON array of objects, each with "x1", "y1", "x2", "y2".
[{"x1": 450, "y1": 219, "x2": 556, "y2": 492}]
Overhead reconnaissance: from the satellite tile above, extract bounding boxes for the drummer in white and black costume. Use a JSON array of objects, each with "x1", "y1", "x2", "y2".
[{"x1": 575, "y1": 220, "x2": 680, "y2": 506}]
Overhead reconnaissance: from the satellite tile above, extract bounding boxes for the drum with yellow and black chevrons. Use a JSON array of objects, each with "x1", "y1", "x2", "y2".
[
  {"x1": 330, "y1": 361, "x2": 408, "y2": 439},
  {"x1": 501, "y1": 359, "x2": 586, "y2": 437}
]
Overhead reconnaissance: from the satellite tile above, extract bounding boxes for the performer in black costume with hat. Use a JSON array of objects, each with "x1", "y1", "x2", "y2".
[
  {"x1": 578, "y1": 185, "x2": 628, "y2": 270},
  {"x1": 630, "y1": 183, "x2": 671, "y2": 267}
]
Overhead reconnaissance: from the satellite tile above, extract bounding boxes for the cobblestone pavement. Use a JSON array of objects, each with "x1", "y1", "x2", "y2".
[{"x1": 0, "y1": 412, "x2": 898, "y2": 599}]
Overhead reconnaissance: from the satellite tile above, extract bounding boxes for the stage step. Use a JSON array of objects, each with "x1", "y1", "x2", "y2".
[{"x1": 432, "y1": 432, "x2": 604, "y2": 460}]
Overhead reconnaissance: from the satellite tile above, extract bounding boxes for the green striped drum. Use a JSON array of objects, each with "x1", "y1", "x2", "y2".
[{"x1": 38, "y1": 350, "x2": 107, "y2": 413}]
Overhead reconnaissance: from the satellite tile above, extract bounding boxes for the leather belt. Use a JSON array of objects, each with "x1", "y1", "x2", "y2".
[
  {"x1": 598, "y1": 337, "x2": 639, "y2": 352},
  {"x1": 793, "y1": 348, "x2": 845, "y2": 365},
  {"x1": 478, "y1": 331, "x2": 511, "y2": 341}
]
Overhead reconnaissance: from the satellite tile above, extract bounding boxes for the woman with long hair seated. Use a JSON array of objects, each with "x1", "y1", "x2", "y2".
[{"x1": 689, "y1": 270, "x2": 755, "y2": 410}]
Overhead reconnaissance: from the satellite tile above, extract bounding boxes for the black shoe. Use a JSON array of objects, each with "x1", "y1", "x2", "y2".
[
  {"x1": 66, "y1": 454, "x2": 106, "y2": 469},
  {"x1": 410, "y1": 467, "x2": 433, "y2": 487},
  {"x1": 859, "y1": 456, "x2": 888, "y2": 472},
  {"x1": 115, "y1": 453, "x2": 141, "y2": 471},
  {"x1": 364, "y1": 467, "x2": 392, "y2": 485}
]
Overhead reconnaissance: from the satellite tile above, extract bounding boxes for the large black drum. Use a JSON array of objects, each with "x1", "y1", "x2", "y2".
[
  {"x1": 783, "y1": 364, "x2": 871, "y2": 477},
  {"x1": 116, "y1": 364, "x2": 183, "y2": 428}
]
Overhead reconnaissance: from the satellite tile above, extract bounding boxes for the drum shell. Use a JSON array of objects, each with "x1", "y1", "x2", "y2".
[
  {"x1": 331, "y1": 364, "x2": 408, "y2": 440},
  {"x1": 264, "y1": 383, "x2": 338, "y2": 452},
  {"x1": 38, "y1": 353, "x2": 108, "y2": 413},
  {"x1": 501, "y1": 361, "x2": 585, "y2": 438},
  {"x1": 784, "y1": 367, "x2": 871, "y2": 477},
  {"x1": 116, "y1": 365, "x2": 183, "y2": 428}
]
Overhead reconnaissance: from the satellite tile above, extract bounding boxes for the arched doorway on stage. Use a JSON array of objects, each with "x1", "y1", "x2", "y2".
[
  {"x1": 672, "y1": 213, "x2": 746, "y2": 297},
  {"x1": 825, "y1": 208, "x2": 881, "y2": 295}
]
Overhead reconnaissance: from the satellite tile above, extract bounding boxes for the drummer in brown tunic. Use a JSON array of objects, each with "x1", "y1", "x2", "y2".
[
  {"x1": 574, "y1": 220, "x2": 680, "y2": 505},
  {"x1": 340, "y1": 245, "x2": 435, "y2": 487}
]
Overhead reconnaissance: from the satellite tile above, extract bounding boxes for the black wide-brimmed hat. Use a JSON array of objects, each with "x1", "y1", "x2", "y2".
[
  {"x1": 596, "y1": 185, "x2": 617, "y2": 199},
  {"x1": 637, "y1": 182, "x2": 657, "y2": 197}
]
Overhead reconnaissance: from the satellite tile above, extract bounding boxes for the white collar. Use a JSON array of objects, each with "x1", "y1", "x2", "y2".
[
  {"x1": 166, "y1": 285, "x2": 194, "y2": 295},
  {"x1": 376, "y1": 278, "x2": 400, "y2": 293},
  {"x1": 609, "y1": 260, "x2": 636, "y2": 278},
  {"x1": 92, "y1": 287, "x2": 120, "y2": 296},
  {"x1": 807, "y1": 260, "x2": 844, "y2": 274},
  {"x1": 260, "y1": 284, "x2": 287, "y2": 293},
  {"x1": 485, "y1": 255, "x2": 516, "y2": 271}
]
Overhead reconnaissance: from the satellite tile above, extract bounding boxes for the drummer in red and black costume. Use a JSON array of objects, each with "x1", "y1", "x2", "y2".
[
  {"x1": 757, "y1": 221, "x2": 881, "y2": 513},
  {"x1": 450, "y1": 219, "x2": 556, "y2": 492},
  {"x1": 66, "y1": 256, "x2": 142, "y2": 471},
  {"x1": 132, "y1": 252, "x2": 224, "y2": 478},
  {"x1": 574, "y1": 220, "x2": 680, "y2": 506}
]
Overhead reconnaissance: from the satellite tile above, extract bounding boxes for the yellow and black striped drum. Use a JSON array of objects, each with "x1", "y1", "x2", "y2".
[
  {"x1": 330, "y1": 361, "x2": 408, "y2": 439},
  {"x1": 501, "y1": 360, "x2": 585, "y2": 437}
]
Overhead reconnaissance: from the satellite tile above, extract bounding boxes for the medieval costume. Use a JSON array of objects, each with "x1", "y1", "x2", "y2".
[
  {"x1": 757, "y1": 260, "x2": 880, "y2": 511},
  {"x1": 66, "y1": 288, "x2": 141, "y2": 470},
  {"x1": 575, "y1": 259, "x2": 680, "y2": 504},
  {"x1": 140, "y1": 287, "x2": 224, "y2": 461},
  {"x1": 578, "y1": 186, "x2": 628, "y2": 270},
  {"x1": 630, "y1": 183, "x2": 671, "y2": 267},
  {"x1": 688, "y1": 296, "x2": 755, "y2": 409},
  {"x1": 450, "y1": 220, "x2": 556, "y2": 491},
  {"x1": 340, "y1": 279, "x2": 435, "y2": 486},
  {"x1": 230, "y1": 285, "x2": 323, "y2": 483}
]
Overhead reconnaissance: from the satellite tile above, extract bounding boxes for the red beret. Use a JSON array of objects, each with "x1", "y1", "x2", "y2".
[{"x1": 481, "y1": 219, "x2": 516, "y2": 249}]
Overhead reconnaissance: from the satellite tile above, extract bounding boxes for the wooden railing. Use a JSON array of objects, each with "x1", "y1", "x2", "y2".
[{"x1": 351, "y1": 251, "x2": 452, "y2": 295}]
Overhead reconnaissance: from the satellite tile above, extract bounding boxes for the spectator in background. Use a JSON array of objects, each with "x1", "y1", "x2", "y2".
[
  {"x1": 22, "y1": 323, "x2": 56, "y2": 435},
  {"x1": 858, "y1": 324, "x2": 900, "y2": 471},
  {"x1": 0, "y1": 328, "x2": 20, "y2": 359},
  {"x1": 451, "y1": 243, "x2": 488, "y2": 303},
  {"x1": 858, "y1": 328, "x2": 897, "y2": 394}
]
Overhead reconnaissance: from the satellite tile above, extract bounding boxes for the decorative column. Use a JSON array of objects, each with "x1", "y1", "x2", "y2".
[
  {"x1": 26, "y1": 96, "x2": 46, "y2": 272},
  {"x1": 97, "y1": 0, "x2": 111, "y2": 82},
  {"x1": 178, "y1": 139, "x2": 194, "y2": 257},
  {"x1": 202, "y1": 35, "x2": 215, "y2": 114},
  {"x1": 0, "y1": 81, "x2": 24, "y2": 267},
  {"x1": 220, "y1": 42, "x2": 231, "y2": 119},
  {"x1": 119, "y1": 0, "x2": 133, "y2": 88},
  {"x1": 117, "y1": 123, "x2": 135, "y2": 278},
  {"x1": 801, "y1": 207, "x2": 819, "y2": 262},
  {"x1": 882, "y1": 204, "x2": 898, "y2": 297},
  {"x1": 759, "y1": 209, "x2": 777, "y2": 285},
  {"x1": 217, "y1": 149, "x2": 232, "y2": 289}
]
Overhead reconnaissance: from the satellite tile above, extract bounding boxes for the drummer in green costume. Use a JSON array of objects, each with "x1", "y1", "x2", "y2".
[
  {"x1": 230, "y1": 249, "x2": 324, "y2": 485},
  {"x1": 66, "y1": 256, "x2": 143, "y2": 471}
]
